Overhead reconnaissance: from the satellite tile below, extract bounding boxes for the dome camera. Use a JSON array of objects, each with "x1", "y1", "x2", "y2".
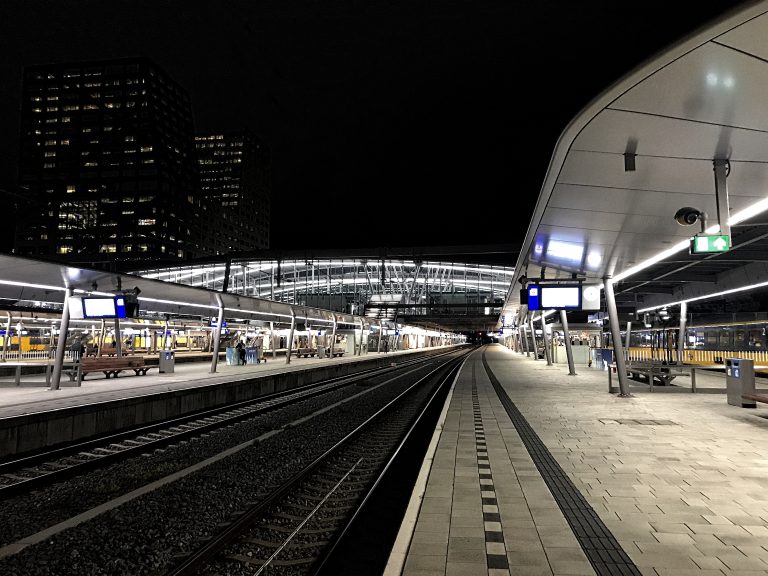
[{"x1": 674, "y1": 207, "x2": 703, "y2": 226}]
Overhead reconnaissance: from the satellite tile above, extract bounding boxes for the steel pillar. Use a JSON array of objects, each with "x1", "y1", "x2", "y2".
[
  {"x1": 49, "y1": 287, "x2": 73, "y2": 391},
  {"x1": 541, "y1": 313, "x2": 553, "y2": 366},
  {"x1": 286, "y1": 308, "x2": 296, "y2": 364},
  {"x1": 678, "y1": 301, "x2": 687, "y2": 363},
  {"x1": 560, "y1": 310, "x2": 577, "y2": 376},
  {"x1": 604, "y1": 278, "x2": 630, "y2": 396},
  {"x1": 209, "y1": 295, "x2": 224, "y2": 373}
]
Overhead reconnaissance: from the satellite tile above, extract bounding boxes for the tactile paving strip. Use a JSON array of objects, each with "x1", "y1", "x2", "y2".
[
  {"x1": 482, "y1": 352, "x2": 642, "y2": 576},
  {"x1": 472, "y1": 373, "x2": 510, "y2": 575}
]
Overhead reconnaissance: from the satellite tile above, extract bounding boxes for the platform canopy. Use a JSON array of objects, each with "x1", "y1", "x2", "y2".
[
  {"x1": 0, "y1": 253, "x2": 364, "y2": 328},
  {"x1": 502, "y1": 0, "x2": 768, "y2": 326}
]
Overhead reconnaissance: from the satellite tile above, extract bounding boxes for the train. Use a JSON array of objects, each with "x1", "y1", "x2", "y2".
[
  {"x1": 0, "y1": 313, "x2": 435, "y2": 361},
  {"x1": 608, "y1": 319, "x2": 768, "y2": 371}
]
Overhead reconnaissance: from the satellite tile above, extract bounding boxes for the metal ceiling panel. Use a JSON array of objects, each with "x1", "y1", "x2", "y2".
[
  {"x1": 611, "y1": 42, "x2": 768, "y2": 131},
  {"x1": 501, "y1": 2, "x2": 768, "y2": 326}
]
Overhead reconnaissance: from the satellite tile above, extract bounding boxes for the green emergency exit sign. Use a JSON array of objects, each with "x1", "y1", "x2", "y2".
[{"x1": 690, "y1": 234, "x2": 730, "y2": 254}]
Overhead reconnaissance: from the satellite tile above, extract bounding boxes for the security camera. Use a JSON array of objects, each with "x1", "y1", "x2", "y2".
[
  {"x1": 674, "y1": 207, "x2": 708, "y2": 233},
  {"x1": 674, "y1": 207, "x2": 702, "y2": 226},
  {"x1": 518, "y1": 274, "x2": 528, "y2": 286}
]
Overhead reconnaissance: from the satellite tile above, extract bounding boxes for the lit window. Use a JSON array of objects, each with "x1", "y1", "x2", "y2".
[
  {"x1": 138, "y1": 219, "x2": 156, "y2": 226},
  {"x1": 44, "y1": 140, "x2": 56, "y2": 146},
  {"x1": 124, "y1": 135, "x2": 135, "y2": 142},
  {"x1": 60, "y1": 139, "x2": 70, "y2": 145},
  {"x1": 43, "y1": 162, "x2": 55, "y2": 168},
  {"x1": 57, "y1": 245, "x2": 73, "y2": 254},
  {"x1": 84, "y1": 161, "x2": 98, "y2": 167},
  {"x1": 140, "y1": 146, "x2": 152, "y2": 153},
  {"x1": 66, "y1": 185, "x2": 76, "y2": 193},
  {"x1": 44, "y1": 151, "x2": 56, "y2": 157}
]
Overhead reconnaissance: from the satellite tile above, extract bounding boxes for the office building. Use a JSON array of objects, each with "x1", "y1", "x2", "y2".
[
  {"x1": 195, "y1": 131, "x2": 270, "y2": 253},
  {"x1": 17, "y1": 57, "x2": 204, "y2": 264}
]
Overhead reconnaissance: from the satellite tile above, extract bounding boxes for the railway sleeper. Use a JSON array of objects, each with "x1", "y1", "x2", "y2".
[{"x1": 243, "y1": 538, "x2": 329, "y2": 549}]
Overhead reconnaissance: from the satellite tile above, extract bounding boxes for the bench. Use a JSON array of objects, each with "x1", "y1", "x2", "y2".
[
  {"x1": 65, "y1": 356, "x2": 155, "y2": 381},
  {"x1": 609, "y1": 362, "x2": 697, "y2": 393},
  {"x1": 742, "y1": 392, "x2": 768, "y2": 408},
  {"x1": 297, "y1": 347, "x2": 317, "y2": 358}
]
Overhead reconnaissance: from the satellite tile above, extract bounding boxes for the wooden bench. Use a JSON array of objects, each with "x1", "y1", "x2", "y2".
[
  {"x1": 742, "y1": 392, "x2": 768, "y2": 408},
  {"x1": 66, "y1": 356, "x2": 155, "y2": 381},
  {"x1": 609, "y1": 362, "x2": 697, "y2": 392}
]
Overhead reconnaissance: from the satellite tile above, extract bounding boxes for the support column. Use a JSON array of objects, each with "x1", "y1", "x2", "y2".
[
  {"x1": 624, "y1": 321, "x2": 632, "y2": 361},
  {"x1": 560, "y1": 310, "x2": 577, "y2": 376},
  {"x1": 541, "y1": 313, "x2": 553, "y2": 366},
  {"x1": 604, "y1": 278, "x2": 630, "y2": 396},
  {"x1": 522, "y1": 325, "x2": 529, "y2": 356},
  {"x1": 358, "y1": 320, "x2": 364, "y2": 355},
  {"x1": 1, "y1": 312, "x2": 10, "y2": 362},
  {"x1": 376, "y1": 322, "x2": 382, "y2": 353},
  {"x1": 286, "y1": 308, "x2": 296, "y2": 364},
  {"x1": 97, "y1": 318, "x2": 106, "y2": 357},
  {"x1": 678, "y1": 301, "x2": 687, "y2": 363},
  {"x1": 330, "y1": 318, "x2": 338, "y2": 359},
  {"x1": 270, "y1": 321, "x2": 276, "y2": 359},
  {"x1": 163, "y1": 317, "x2": 170, "y2": 350},
  {"x1": 209, "y1": 295, "x2": 224, "y2": 373},
  {"x1": 528, "y1": 311, "x2": 538, "y2": 361},
  {"x1": 50, "y1": 287, "x2": 73, "y2": 391},
  {"x1": 114, "y1": 318, "x2": 122, "y2": 358}
]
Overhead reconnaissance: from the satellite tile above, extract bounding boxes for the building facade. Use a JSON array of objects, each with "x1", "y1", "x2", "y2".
[
  {"x1": 195, "y1": 131, "x2": 270, "y2": 254},
  {"x1": 17, "y1": 57, "x2": 205, "y2": 265}
]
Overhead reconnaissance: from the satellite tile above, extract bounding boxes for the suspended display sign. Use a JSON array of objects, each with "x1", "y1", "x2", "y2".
[
  {"x1": 69, "y1": 296, "x2": 127, "y2": 319},
  {"x1": 527, "y1": 284, "x2": 601, "y2": 311}
]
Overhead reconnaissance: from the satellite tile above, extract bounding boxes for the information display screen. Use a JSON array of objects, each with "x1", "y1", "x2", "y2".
[
  {"x1": 82, "y1": 297, "x2": 127, "y2": 319},
  {"x1": 541, "y1": 285, "x2": 581, "y2": 309},
  {"x1": 527, "y1": 285, "x2": 582, "y2": 310}
]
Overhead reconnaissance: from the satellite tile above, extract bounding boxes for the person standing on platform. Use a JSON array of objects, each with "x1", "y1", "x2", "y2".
[
  {"x1": 236, "y1": 341, "x2": 246, "y2": 365},
  {"x1": 70, "y1": 337, "x2": 84, "y2": 363}
]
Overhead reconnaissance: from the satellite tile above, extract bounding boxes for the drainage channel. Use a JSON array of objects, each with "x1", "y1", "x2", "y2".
[{"x1": 481, "y1": 351, "x2": 641, "y2": 576}]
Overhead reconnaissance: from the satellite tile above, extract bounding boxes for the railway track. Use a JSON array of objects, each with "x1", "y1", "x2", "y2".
[
  {"x1": 0, "y1": 352, "x2": 450, "y2": 499},
  {"x1": 166, "y1": 352, "x2": 465, "y2": 576}
]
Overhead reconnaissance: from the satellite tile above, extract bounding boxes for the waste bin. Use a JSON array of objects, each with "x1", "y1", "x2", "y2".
[
  {"x1": 225, "y1": 347, "x2": 237, "y2": 365},
  {"x1": 159, "y1": 350, "x2": 175, "y2": 373},
  {"x1": 726, "y1": 358, "x2": 755, "y2": 407},
  {"x1": 317, "y1": 345, "x2": 326, "y2": 359}
]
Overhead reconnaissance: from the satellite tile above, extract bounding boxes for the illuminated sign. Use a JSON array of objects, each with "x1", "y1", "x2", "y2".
[
  {"x1": 690, "y1": 234, "x2": 730, "y2": 254},
  {"x1": 81, "y1": 297, "x2": 127, "y2": 319},
  {"x1": 527, "y1": 285, "x2": 582, "y2": 311}
]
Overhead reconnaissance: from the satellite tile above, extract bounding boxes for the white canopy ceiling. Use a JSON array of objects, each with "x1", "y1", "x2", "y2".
[{"x1": 503, "y1": 0, "x2": 768, "y2": 322}]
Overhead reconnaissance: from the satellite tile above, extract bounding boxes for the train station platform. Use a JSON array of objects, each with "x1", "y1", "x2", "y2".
[
  {"x1": 387, "y1": 344, "x2": 768, "y2": 576},
  {"x1": 0, "y1": 348, "x2": 426, "y2": 420}
]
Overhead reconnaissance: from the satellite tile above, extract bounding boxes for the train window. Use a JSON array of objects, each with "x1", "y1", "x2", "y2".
[
  {"x1": 719, "y1": 329, "x2": 731, "y2": 349},
  {"x1": 705, "y1": 331, "x2": 717, "y2": 348},
  {"x1": 748, "y1": 329, "x2": 763, "y2": 348}
]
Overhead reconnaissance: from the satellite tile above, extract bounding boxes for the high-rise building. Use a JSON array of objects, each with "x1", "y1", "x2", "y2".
[
  {"x1": 17, "y1": 57, "x2": 204, "y2": 265},
  {"x1": 195, "y1": 131, "x2": 270, "y2": 253}
]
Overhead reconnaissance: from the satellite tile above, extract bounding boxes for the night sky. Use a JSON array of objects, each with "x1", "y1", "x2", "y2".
[{"x1": 0, "y1": 0, "x2": 749, "y2": 252}]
